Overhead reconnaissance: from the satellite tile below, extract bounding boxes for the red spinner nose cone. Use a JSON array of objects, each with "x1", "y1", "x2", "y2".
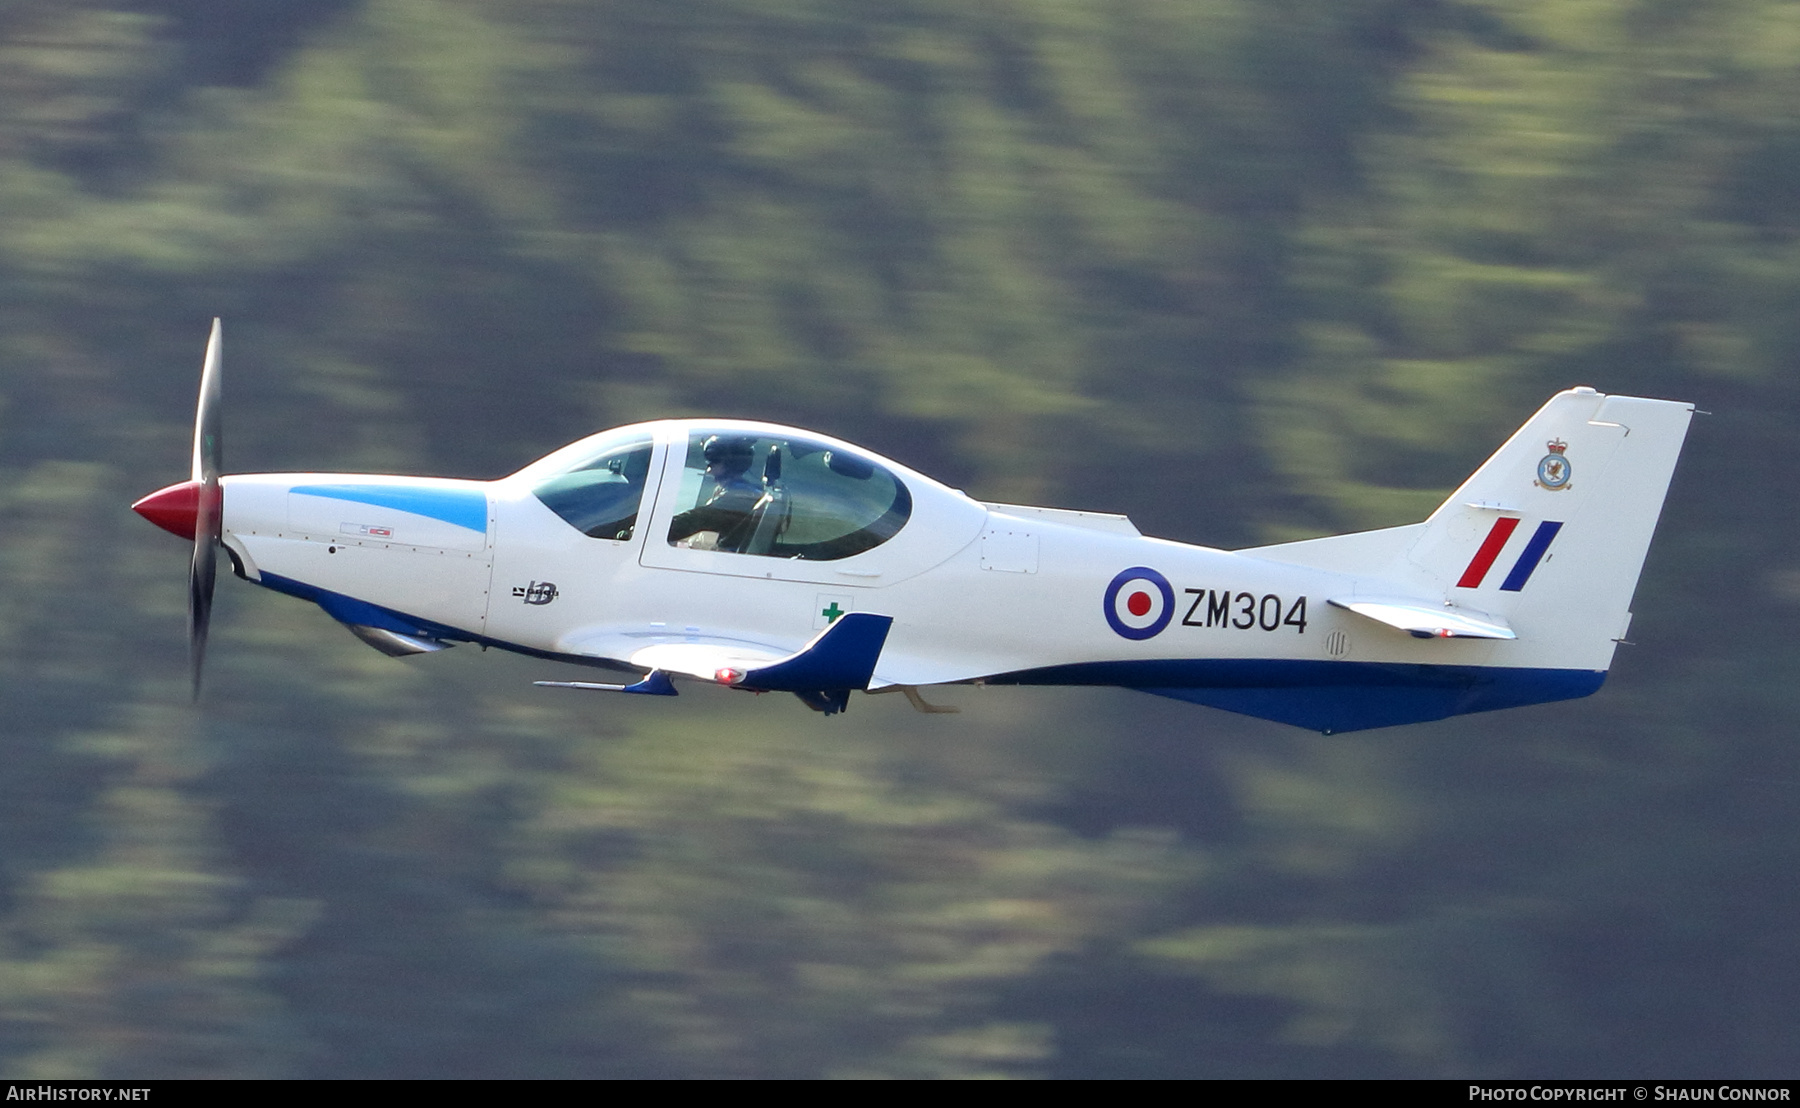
[{"x1": 131, "y1": 480, "x2": 202, "y2": 539}]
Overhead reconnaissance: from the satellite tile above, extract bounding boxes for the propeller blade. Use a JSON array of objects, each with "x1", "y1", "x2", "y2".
[
  {"x1": 193, "y1": 317, "x2": 222, "y2": 489},
  {"x1": 189, "y1": 528, "x2": 215, "y2": 700},
  {"x1": 189, "y1": 319, "x2": 222, "y2": 700}
]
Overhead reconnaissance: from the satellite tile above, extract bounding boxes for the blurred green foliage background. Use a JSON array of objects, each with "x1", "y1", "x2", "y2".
[{"x1": 1, "y1": 0, "x2": 1797, "y2": 1077}]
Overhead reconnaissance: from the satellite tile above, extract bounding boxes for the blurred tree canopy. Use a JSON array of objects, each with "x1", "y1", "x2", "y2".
[{"x1": 1, "y1": 0, "x2": 1798, "y2": 1078}]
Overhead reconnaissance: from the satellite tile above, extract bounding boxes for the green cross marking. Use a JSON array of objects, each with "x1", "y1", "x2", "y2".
[{"x1": 821, "y1": 602, "x2": 845, "y2": 624}]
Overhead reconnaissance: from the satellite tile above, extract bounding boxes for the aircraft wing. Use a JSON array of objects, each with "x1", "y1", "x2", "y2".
[
  {"x1": 557, "y1": 626, "x2": 789, "y2": 679},
  {"x1": 628, "y1": 641, "x2": 789, "y2": 680},
  {"x1": 557, "y1": 613, "x2": 895, "y2": 691}
]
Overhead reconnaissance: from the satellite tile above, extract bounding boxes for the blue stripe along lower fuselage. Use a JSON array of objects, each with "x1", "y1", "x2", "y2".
[
  {"x1": 984, "y1": 658, "x2": 1603, "y2": 734},
  {"x1": 254, "y1": 570, "x2": 639, "y2": 675},
  {"x1": 255, "y1": 572, "x2": 1603, "y2": 734}
]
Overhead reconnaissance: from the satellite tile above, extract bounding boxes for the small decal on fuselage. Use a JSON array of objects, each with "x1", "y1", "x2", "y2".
[
  {"x1": 341, "y1": 523, "x2": 394, "y2": 539},
  {"x1": 815, "y1": 594, "x2": 854, "y2": 630},
  {"x1": 512, "y1": 581, "x2": 560, "y2": 605}
]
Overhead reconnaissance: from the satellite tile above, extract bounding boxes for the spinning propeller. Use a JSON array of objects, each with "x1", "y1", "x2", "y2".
[{"x1": 131, "y1": 319, "x2": 223, "y2": 699}]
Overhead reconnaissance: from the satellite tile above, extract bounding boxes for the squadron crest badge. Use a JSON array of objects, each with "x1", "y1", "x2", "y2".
[{"x1": 1535, "y1": 439, "x2": 1572, "y2": 491}]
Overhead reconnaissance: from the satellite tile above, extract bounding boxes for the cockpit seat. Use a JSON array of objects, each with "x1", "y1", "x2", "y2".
[{"x1": 746, "y1": 446, "x2": 790, "y2": 556}]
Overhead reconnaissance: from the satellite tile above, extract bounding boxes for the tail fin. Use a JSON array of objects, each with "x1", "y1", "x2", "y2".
[
  {"x1": 1410, "y1": 388, "x2": 1692, "y2": 670},
  {"x1": 1254, "y1": 388, "x2": 1694, "y2": 673}
]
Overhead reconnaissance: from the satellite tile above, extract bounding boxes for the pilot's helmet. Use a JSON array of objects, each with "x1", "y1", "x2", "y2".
[{"x1": 702, "y1": 434, "x2": 756, "y2": 471}]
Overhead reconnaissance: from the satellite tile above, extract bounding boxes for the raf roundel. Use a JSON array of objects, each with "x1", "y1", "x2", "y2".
[{"x1": 1103, "y1": 567, "x2": 1175, "y2": 640}]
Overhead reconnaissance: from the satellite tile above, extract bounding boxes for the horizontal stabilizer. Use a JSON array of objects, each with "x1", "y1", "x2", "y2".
[
  {"x1": 743, "y1": 613, "x2": 893, "y2": 692},
  {"x1": 535, "y1": 670, "x2": 679, "y2": 696},
  {"x1": 1329, "y1": 597, "x2": 1515, "y2": 640}
]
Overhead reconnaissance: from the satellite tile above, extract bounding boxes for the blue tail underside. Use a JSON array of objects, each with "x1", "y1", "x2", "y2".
[{"x1": 986, "y1": 659, "x2": 1605, "y2": 734}]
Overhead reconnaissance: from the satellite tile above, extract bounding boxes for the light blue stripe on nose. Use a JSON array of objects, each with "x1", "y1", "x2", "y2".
[{"x1": 290, "y1": 484, "x2": 488, "y2": 532}]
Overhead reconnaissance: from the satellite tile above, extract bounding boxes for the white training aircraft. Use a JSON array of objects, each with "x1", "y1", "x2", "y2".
[{"x1": 134, "y1": 321, "x2": 1693, "y2": 732}]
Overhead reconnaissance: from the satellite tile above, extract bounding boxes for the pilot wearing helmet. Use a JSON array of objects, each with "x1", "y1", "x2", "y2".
[{"x1": 668, "y1": 435, "x2": 764, "y2": 552}]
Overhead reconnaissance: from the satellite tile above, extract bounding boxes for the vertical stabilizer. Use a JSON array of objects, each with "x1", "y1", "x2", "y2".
[
  {"x1": 1401, "y1": 388, "x2": 1691, "y2": 671},
  {"x1": 1247, "y1": 388, "x2": 1692, "y2": 674}
]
